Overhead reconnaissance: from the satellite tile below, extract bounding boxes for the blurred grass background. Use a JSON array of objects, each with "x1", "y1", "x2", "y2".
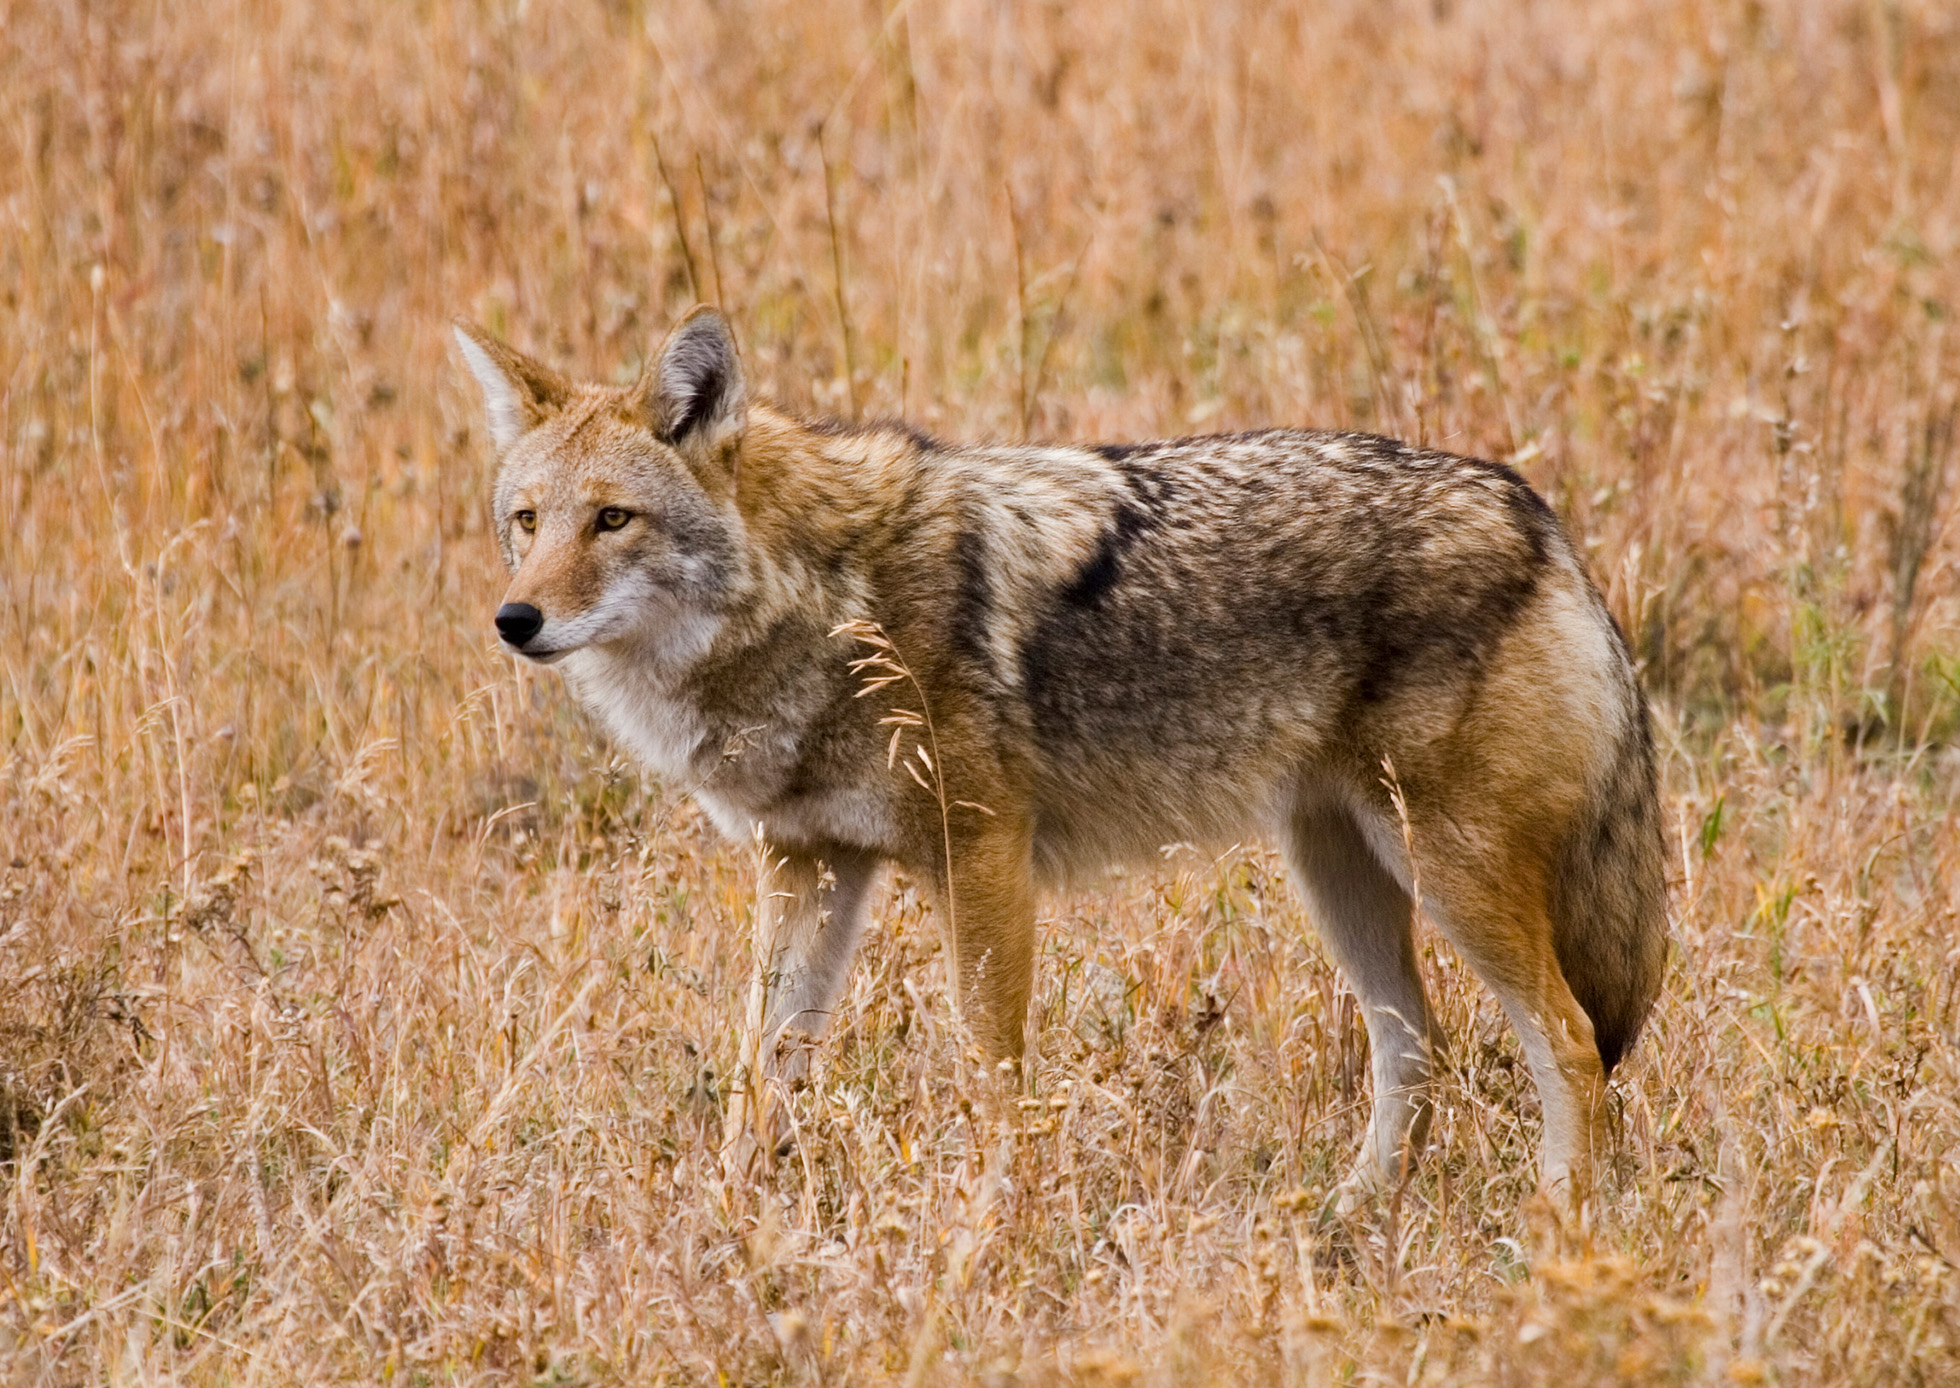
[{"x1": 2, "y1": 0, "x2": 1958, "y2": 1382}]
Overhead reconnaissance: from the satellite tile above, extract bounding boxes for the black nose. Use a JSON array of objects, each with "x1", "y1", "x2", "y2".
[{"x1": 495, "y1": 603, "x2": 544, "y2": 647}]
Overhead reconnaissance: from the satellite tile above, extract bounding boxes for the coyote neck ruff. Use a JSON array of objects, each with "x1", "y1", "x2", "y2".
[{"x1": 456, "y1": 307, "x2": 1669, "y2": 1212}]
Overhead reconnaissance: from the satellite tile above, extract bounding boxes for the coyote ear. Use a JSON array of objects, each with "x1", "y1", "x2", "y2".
[
  {"x1": 646, "y1": 308, "x2": 746, "y2": 455},
  {"x1": 452, "y1": 320, "x2": 573, "y2": 452}
]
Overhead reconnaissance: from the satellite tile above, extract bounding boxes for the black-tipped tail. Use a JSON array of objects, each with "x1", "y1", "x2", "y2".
[{"x1": 1550, "y1": 703, "x2": 1669, "y2": 1075}]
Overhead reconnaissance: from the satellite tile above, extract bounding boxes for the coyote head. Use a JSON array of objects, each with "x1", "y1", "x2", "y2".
[{"x1": 452, "y1": 309, "x2": 749, "y2": 666}]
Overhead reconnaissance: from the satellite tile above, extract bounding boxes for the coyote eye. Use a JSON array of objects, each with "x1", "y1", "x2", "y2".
[
  {"x1": 513, "y1": 510, "x2": 537, "y2": 534},
  {"x1": 596, "y1": 506, "x2": 632, "y2": 532}
]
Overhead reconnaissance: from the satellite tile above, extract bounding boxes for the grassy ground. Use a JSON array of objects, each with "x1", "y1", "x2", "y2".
[{"x1": 4, "y1": 0, "x2": 1960, "y2": 1381}]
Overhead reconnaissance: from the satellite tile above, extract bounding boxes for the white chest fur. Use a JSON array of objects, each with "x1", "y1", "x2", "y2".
[{"x1": 559, "y1": 648, "x2": 712, "y2": 783}]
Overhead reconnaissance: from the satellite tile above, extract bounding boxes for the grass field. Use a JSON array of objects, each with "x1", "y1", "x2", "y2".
[{"x1": 4, "y1": 0, "x2": 1960, "y2": 1381}]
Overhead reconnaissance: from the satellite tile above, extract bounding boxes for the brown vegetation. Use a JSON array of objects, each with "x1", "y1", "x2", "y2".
[{"x1": 3, "y1": 0, "x2": 1959, "y2": 1381}]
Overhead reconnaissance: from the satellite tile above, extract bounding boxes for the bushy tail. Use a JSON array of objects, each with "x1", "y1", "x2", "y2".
[{"x1": 1550, "y1": 701, "x2": 1669, "y2": 1075}]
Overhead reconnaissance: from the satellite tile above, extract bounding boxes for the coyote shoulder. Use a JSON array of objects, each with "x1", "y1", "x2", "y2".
[{"x1": 456, "y1": 307, "x2": 1668, "y2": 1207}]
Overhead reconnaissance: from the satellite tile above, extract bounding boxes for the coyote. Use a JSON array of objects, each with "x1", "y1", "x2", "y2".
[{"x1": 455, "y1": 307, "x2": 1667, "y2": 1208}]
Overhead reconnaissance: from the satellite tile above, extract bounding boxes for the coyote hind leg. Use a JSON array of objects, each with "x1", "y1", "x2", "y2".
[
  {"x1": 1284, "y1": 796, "x2": 1438, "y2": 1213},
  {"x1": 1421, "y1": 853, "x2": 1606, "y2": 1210}
]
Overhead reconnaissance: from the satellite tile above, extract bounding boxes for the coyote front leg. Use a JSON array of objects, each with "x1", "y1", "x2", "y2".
[
  {"x1": 933, "y1": 816, "x2": 1038, "y2": 1064},
  {"x1": 758, "y1": 845, "x2": 882, "y2": 1061},
  {"x1": 728, "y1": 843, "x2": 879, "y2": 1164}
]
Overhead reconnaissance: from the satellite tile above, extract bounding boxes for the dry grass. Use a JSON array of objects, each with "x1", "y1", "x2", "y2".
[{"x1": 4, "y1": 0, "x2": 1960, "y2": 1381}]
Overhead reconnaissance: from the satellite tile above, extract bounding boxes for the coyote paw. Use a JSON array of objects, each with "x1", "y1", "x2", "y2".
[
  {"x1": 1320, "y1": 1166, "x2": 1388, "y2": 1223},
  {"x1": 1525, "y1": 1174, "x2": 1594, "y2": 1241},
  {"x1": 720, "y1": 1084, "x2": 806, "y2": 1177}
]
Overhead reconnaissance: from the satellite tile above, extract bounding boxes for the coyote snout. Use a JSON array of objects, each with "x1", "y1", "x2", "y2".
[
  {"x1": 493, "y1": 602, "x2": 544, "y2": 650},
  {"x1": 455, "y1": 306, "x2": 1669, "y2": 1216}
]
